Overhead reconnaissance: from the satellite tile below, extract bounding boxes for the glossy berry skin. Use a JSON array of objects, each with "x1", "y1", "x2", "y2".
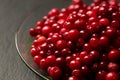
[
  {"x1": 39, "y1": 58, "x2": 49, "y2": 69},
  {"x1": 48, "y1": 8, "x2": 59, "y2": 17},
  {"x1": 42, "y1": 26, "x2": 51, "y2": 36},
  {"x1": 79, "y1": 51, "x2": 88, "y2": 61},
  {"x1": 46, "y1": 55, "x2": 56, "y2": 66},
  {"x1": 67, "y1": 29, "x2": 80, "y2": 42},
  {"x1": 61, "y1": 48, "x2": 71, "y2": 57},
  {"x1": 108, "y1": 49, "x2": 120, "y2": 62},
  {"x1": 72, "y1": 69, "x2": 82, "y2": 78},
  {"x1": 29, "y1": 0, "x2": 120, "y2": 79},
  {"x1": 82, "y1": 55, "x2": 93, "y2": 65},
  {"x1": 30, "y1": 47, "x2": 39, "y2": 57},
  {"x1": 56, "y1": 40, "x2": 67, "y2": 50},
  {"x1": 48, "y1": 66, "x2": 62, "y2": 80},
  {"x1": 89, "y1": 37, "x2": 99, "y2": 47},
  {"x1": 108, "y1": 62, "x2": 119, "y2": 72},
  {"x1": 33, "y1": 55, "x2": 42, "y2": 64},
  {"x1": 29, "y1": 28, "x2": 37, "y2": 37},
  {"x1": 68, "y1": 76, "x2": 78, "y2": 80},
  {"x1": 69, "y1": 60, "x2": 81, "y2": 70},
  {"x1": 83, "y1": 43, "x2": 92, "y2": 52},
  {"x1": 81, "y1": 66, "x2": 89, "y2": 75},
  {"x1": 106, "y1": 72, "x2": 119, "y2": 80},
  {"x1": 56, "y1": 57, "x2": 65, "y2": 67},
  {"x1": 99, "y1": 36, "x2": 109, "y2": 46},
  {"x1": 96, "y1": 70, "x2": 107, "y2": 80},
  {"x1": 36, "y1": 36, "x2": 47, "y2": 46},
  {"x1": 89, "y1": 50, "x2": 99, "y2": 61},
  {"x1": 99, "y1": 18, "x2": 110, "y2": 26},
  {"x1": 106, "y1": 28, "x2": 116, "y2": 38}
]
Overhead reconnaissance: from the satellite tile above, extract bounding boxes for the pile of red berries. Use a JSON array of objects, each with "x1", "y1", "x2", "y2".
[{"x1": 29, "y1": 0, "x2": 120, "y2": 80}]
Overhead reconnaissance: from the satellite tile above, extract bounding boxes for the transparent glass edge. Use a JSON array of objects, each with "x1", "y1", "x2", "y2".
[{"x1": 15, "y1": 31, "x2": 50, "y2": 80}]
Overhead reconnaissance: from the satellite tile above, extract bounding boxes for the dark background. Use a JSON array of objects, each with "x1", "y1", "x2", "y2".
[{"x1": 0, "y1": 0, "x2": 116, "y2": 80}]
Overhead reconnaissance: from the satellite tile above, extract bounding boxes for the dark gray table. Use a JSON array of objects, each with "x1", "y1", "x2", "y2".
[{"x1": 0, "y1": 0, "x2": 91, "y2": 80}]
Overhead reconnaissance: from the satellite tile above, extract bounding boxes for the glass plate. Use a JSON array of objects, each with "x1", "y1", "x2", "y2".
[{"x1": 15, "y1": 0, "x2": 70, "y2": 80}]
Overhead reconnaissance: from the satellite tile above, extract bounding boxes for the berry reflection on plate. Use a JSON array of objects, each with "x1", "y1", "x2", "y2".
[{"x1": 29, "y1": 0, "x2": 120, "y2": 80}]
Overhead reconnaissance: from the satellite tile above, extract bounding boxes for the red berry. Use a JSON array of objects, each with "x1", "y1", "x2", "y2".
[
  {"x1": 56, "y1": 40, "x2": 67, "y2": 50},
  {"x1": 46, "y1": 55, "x2": 56, "y2": 66},
  {"x1": 89, "y1": 50, "x2": 99, "y2": 61},
  {"x1": 48, "y1": 8, "x2": 59, "y2": 17},
  {"x1": 106, "y1": 72, "x2": 119, "y2": 80},
  {"x1": 42, "y1": 26, "x2": 52, "y2": 36},
  {"x1": 36, "y1": 36, "x2": 47, "y2": 45},
  {"x1": 48, "y1": 66, "x2": 62, "y2": 79},
  {"x1": 30, "y1": 47, "x2": 39, "y2": 57},
  {"x1": 108, "y1": 49, "x2": 120, "y2": 62},
  {"x1": 99, "y1": 18, "x2": 110, "y2": 26},
  {"x1": 89, "y1": 37, "x2": 99, "y2": 47},
  {"x1": 67, "y1": 29, "x2": 80, "y2": 42},
  {"x1": 69, "y1": 60, "x2": 81, "y2": 70},
  {"x1": 29, "y1": 28, "x2": 37, "y2": 36},
  {"x1": 108, "y1": 62, "x2": 119, "y2": 72},
  {"x1": 39, "y1": 58, "x2": 48, "y2": 69},
  {"x1": 68, "y1": 76, "x2": 78, "y2": 80},
  {"x1": 96, "y1": 70, "x2": 107, "y2": 80},
  {"x1": 56, "y1": 57, "x2": 65, "y2": 67},
  {"x1": 33, "y1": 55, "x2": 42, "y2": 64},
  {"x1": 72, "y1": 69, "x2": 82, "y2": 78},
  {"x1": 99, "y1": 36, "x2": 109, "y2": 46}
]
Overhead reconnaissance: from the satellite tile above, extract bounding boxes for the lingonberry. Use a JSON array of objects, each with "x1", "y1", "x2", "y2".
[
  {"x1": 82, "y1": 55, "x2": 93, "y2": 65},
  {"x1": 67, "y1": 29, "x2": 80, "y2": 42},
  {"x1": 68, "y1": 76, "x2": 78, "y2": 80},
  {"x1": 79, "y1": 51, "x2": 88, "y2": 61},
  {"x1": 39, "y1": 58, "x2": 49, "y2": 69},
  {"x1": 76, "y1": 38, "x2": 85, "y2": 47},
  {"x1": 29, "y1": 0, "x2": 120, "y2": 79},
  {"x1": 83, "y1": 43, "x2": 92, "y2": 52},
  {"x1": 81, "y1": 66, "x2": 90, "y2": 75},
  {"x1": 48, "y1": 66, "x2": 62, "y2": 80},
  {"x1": 99, "y1": 18, "x2": 110, "y2": 26},
  {"x1": 48, "y1": 8, "x2": 59, "y2": 17},
  {"x1": 30, "y1": 47, "x2": 39, "y2": 57},
  {"x1": 96, "y1": 70, "x2": 107, "y2": 80},
  {"x1": 42, "y1": 26, "x2": 52, "y2": 36},
  {"x1": 99, "y1": 36, "x2": 109, "y2": 46},
  {"x1": 29, "y1": 28, "x2": 37, "y2": 37},
  {"x1": 36, "y1": 36, "x2": 47, "y2": 45},
  {"x1": 63, "y1": 21, "x2": 73, "y2": 30},
  {"x1": 106, "y1": 72, "x2": 119, "y2": 80},
  {"x1": 56, "y1": 57, "x2": 65, "y2": 67},
  {"x1": 39, "y1": 50, "x2": 47, "y2": 58},
  {"x1": 33, "y1": 55, "x2": 42, "y2": 64},
  {"x1": 108, "y1": 49, "x2": 120, "y2": 62},
  {"x1": 72, "y1": 69, "x2": 82, "y2": 79},
  {"x1": 36, "y1": 21, "x2": 43, "y2": 26},
  {"x1": 51, "y1": 23, "x2": 61, "y2": 33},
  {"x1": 46, "y1": 55, "x2": 56, "y2": 66},
  {"x1": 74, "y1": 19, "x2": 86, "y2": 30},
  {"x1": 89, "y1": 50, "x2": 99, "y2": 61},
  {"x1": 89, "y1": 37, "x2": 99, "y2": 47},
  {"x1": 61, "y1": 48, "x2": 71, "y2": 57},
  {"x1": 66, "y1": 56, "x2": 74, "y2": 63},
  {"x1": 69, "y1": 60, "x2": 81, "y2": 70},
  {"x1": 108, "y1": 62, "x2": 119, "y2": 72},
  {"x1": 99, "y1": 61, "x2": 108, "y2": 70},
  {"x1": 56, "y1": 40, "x2": 67, "y2": 50},
  {"x1": 106, "y1": 27, "x2": 116, "y2": 38},
  {"x1": 91, "y1": 63, "x2": 99, "y2": 73}
]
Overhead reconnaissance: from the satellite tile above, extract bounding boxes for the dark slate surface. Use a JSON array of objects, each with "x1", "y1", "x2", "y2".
[{"x1": 0, "y1": 0, "x2": 95, "y2": 80}]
